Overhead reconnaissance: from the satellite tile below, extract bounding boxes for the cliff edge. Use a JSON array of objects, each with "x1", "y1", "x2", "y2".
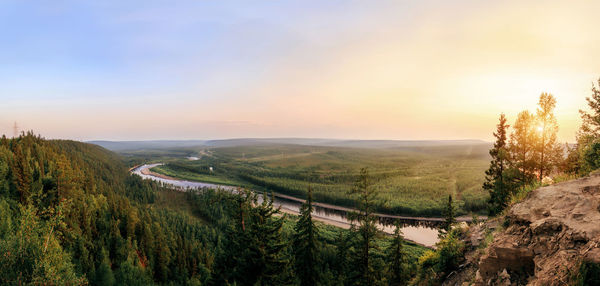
[{"x1": 452, "y1": 173, "x2": 600, "y2": 285}]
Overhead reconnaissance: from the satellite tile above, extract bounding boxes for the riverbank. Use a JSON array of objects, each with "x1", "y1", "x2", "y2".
[{"x1": 132, "y1": 163, "x2": 461, "y2": 247}]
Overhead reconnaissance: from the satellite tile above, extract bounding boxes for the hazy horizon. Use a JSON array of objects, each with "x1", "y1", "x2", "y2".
[{"x1": 2, "y1": 1, "x2": 599, "y2": 141}]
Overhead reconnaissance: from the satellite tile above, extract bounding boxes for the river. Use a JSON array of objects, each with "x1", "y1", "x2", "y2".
[{"x1": 131, "y1": 163, "x2": 445, "y2": 247}]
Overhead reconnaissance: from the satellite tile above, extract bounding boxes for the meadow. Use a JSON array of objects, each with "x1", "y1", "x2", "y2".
[{"x1": 147, "y1": 143, "x2": 491, "y2": 216}]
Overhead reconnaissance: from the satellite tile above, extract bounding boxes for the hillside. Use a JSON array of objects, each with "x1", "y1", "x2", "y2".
[
  {"x1": 0, "y1": 134, "x2": 430, "y2": 285},
  {"x1": 0, "y1": 134, "x2": 215, "y2": 284},
  {"x1": 443, "y1": 174, "x2": 600, "y2": 285},
  {"x1": 90, "y1": 138, "x2": 489, "y2": 151}
]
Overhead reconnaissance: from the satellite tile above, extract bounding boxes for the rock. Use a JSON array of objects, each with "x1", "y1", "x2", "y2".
[
  {"x1": 473, "y1": 270, "x2": 484, "y2": 286},
  {"x1": 496, "y1": 269, "x2": 511, "y2": 286},
  {"x1": 584, "y1": 248, "x2": 600, "y2": 264},
  {"x1": 479, "y1": 244, "x2": 534, "y2": 281},
  {"x1": 531, "y1": 218, "x2": 563, "y2": 235},
  {"x1": 472, "y1": 173, "x2": 600, "y2": 285},
  {"x1": 542, "y1": 176, "x2": 554, "y2": 185}
]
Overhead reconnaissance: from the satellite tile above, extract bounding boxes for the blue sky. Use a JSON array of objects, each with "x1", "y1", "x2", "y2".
[{"x1": 1, "y1": 1, "x2": 598, "y2": 140}]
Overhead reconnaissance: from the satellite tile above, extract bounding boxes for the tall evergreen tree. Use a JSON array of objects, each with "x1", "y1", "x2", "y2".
[
  {"x1": 217, "y1": 191, "x2": 292, "y2": 286},
  {"x1": 579, "y1": 78, "x2": 600, "y2": 140},
  {"x1": 484, "y1": 114, "x2": 511, "y2": 215},
  {"x1": 439, "y1": 195, "x2": 456, "y2": 237},
  {"x1": 535, "y1": 93, "x2": 562, "y2": 180},
  {"x1": 347, "y1": 168, "x2": 380, "y2": 286},
  {"x1": 250, "y1": 193, "x2": 291, "y2": 286},
  {"x1": 292, "y1": 187, "x2": 320, "y2": 286},
  {"x1": 577, "y1": 78, "x2": 600, "y2": 173},
  {"x1": 10, "y1": 143, "x2": 31, "y2": 203},
  {"x1": 386, "y1": 224, "x2": 408, "y2": 286}
]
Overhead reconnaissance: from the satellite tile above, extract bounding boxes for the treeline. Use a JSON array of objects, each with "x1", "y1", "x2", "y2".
[
  {"x1": 484, "y1": 78, "x2": 600, "y2": 215},
  {"x1": 184, "y1": 168, "x2": 427, "y2": 285},
  {"x1": 0, "y1": 134, "x2": 215, "y2": 285},
  {"x1": 0, "y1": 133, "x2": 430, "y2": 285},
  {"x1": 157, "y1": 149, "x2": 488, "y2": 217}
]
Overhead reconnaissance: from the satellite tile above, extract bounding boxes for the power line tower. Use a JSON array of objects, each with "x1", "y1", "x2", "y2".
[{"x1": 13, "y1": 122, "x2": 18, "y2": 138}]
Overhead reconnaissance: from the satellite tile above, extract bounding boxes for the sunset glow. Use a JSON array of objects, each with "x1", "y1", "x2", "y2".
[{"x1": 0, "y1": 1, "x2": 598, "y2": 141}]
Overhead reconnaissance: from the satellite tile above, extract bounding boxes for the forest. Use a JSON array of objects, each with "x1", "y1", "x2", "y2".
[
  {"x1": 3, "y1": 80, "x2": 600, "y2": 285},
  {"x1": 0, "y1": 133, "x2": 429, "y2": 285},
  {"x1": 144, "y1": 143, "x2": 491, "y2": 217}
]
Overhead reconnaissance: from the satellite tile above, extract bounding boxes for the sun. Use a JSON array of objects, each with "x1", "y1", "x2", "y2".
[{"x1": 537, "y1": 125, "x2": 544, "y2": 132}]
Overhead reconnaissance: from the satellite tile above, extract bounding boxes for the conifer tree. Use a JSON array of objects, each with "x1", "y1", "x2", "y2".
[
  {"x1": 251, "y1": 193, "x2": 291, "y2": 286},
  {"x1": 292, "y1": 187, "x2": 320, "y2": 286},
  {"x1": 440, "y1": 195, "x2": 456, "y2": 237},
  {"x1": 348, "y1": 167, "x2": 380, "y2": 285},
  {"x1": 386, "y1": 223, "x2": 408, "y2": 286},
  {"x1": 535, "y1": 93, "x2": 562, "y2": 180},
  {"x1": 10, "y1": 143, "x2": 31, "y2": 203},
  {"x1": 95, "y1": 248, "x2": 116, "y2": 286},
  {"x1": 577, "y1": 78, "x2": 600, "y2": 173},
  {"x1": 483, "y1": 114, "x2": 511, "y2": 215},
  {"x1": 579, "y1": 78, "x2": 600, "y2": 141}
]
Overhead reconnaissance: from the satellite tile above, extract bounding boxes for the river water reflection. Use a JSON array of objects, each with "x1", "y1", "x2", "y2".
[{"x1": 132, "y1": 164, "x2": 440, "y2": 247}]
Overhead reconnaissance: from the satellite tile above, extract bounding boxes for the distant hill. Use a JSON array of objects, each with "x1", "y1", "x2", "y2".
[
  {"x1": 88, "y1": 140, "x2": 207, "y2": 151},
  {"x1": 89, "y1": 138, "x2": 489, "y2": 151}
]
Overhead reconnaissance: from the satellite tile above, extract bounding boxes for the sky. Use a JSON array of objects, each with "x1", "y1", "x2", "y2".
[{"x1": 0, "y1": 0, "x2": 599, "y2": 141}]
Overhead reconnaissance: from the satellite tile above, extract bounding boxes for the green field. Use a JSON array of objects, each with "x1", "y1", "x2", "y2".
[{"x1": 147, "y1": 143, "x2": 491, "y2": 216}]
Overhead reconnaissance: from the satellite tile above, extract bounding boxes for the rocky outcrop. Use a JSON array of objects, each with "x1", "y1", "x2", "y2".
[{"x1": 473, "y1": 174, "x2": 600, "y2": 285}]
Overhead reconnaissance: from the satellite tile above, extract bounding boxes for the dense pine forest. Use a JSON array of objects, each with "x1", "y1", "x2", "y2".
[
  {"x1": 135, "y1": 143, "x2": 490, "y2": 217},
  {"x1": 0, "y1": 133, "x2": 430, "y2": 285}
]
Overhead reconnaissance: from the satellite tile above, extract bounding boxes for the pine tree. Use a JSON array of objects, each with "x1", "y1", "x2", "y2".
[
  {"x1": 535, "y1": 93, "x2": 563, "y2": 180},
  {"x1": 251, "y1": 193, "x2": 291, "y2": 286},
  {"x1": 484, "y1": 113, "x2": 511, "y2": 215},
  {"x1": 577, "y1": 78, "x2": 600, "y2": 173},
  {"x1": 95, "y1": 248, "x2": 116, "y2": 286},
  {"x1": 347, "y1": 167, "x2": 380, "y2": 286},
  {"x1": 440, "y1": 195, "x2": 456, "y2": 237},
  {"x1": 579, "y1": 78, "x2": 600, "y2": 140},
  {"x1": 386, "y1": 224, "x2": 408, "y2": 286},
  {"x1": 509, "y1": 111, "x2": 537, "y2": 185},
  {"x1": 220, "y1": 191, "x2": 292, "y2": 285},
  {"x1": 292, "y1": 187, "x2": 320, "y2": 286},
  {"x1": 10, "y1": 143, "x2": 31, "y2": 203}
]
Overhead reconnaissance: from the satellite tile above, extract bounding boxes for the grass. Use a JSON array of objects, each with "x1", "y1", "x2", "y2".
[
  {"x1": 151, "y1": 164, "x2": 240, "y2": 186},
  {"x1": 143, "y1": 143, "x2": 491, "y2": 217}
]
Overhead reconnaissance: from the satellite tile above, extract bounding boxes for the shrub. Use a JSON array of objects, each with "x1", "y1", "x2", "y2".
[{"x1": 413, "y1": 228, "x2": 466, "y2": 285}]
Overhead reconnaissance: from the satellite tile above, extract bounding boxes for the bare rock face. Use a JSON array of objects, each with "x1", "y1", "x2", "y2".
[
  {"x1": 479, "y1": 243, "x2": 534, "y2": 281},
  {"x1": 477, "y1": 174, "x2": 600, "y2": 285}
]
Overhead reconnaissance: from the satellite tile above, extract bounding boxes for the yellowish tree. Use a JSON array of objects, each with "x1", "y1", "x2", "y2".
[
  {"x1": 534, "y1": 93, "x2": 563, "y2": 180},
  {"x1": 509, "y1": 110, "x2": 537, "y2": 184}
]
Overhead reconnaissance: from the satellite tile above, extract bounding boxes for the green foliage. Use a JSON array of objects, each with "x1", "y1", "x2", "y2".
[
  {"x1": 293, "y1": 187, "x2": 320, "y2": 286},
  {"x1": 575, "y1": 78, "x2": 600, "y2": 175},
  {"x1": 582, "y1": 142, "x2": 600, "y2": 171},
  {"x1": 347, "y1": 168, "x2": 384, "y2": 286},
  {"x1": 0, "y1": 134, "x2": 213, "y2": 285},
  {"x1": 414, "y1": 228, "x2": 466, "y2": 285},
  {"x1": 571, "y1": 260, "x2": 600, "y2": 286},
  {"x1": 386, "y1": 225, "x2": 409, "y2": 286},
  {"x1": 483, "y1": 114, "x2": 510, "y2": 215},
  {"x1": 0, "y1": 204, "x2": 86, "y2": 285},
  {"x1": 211, "y1": 191, "x2": 292, "y2": 285},
  {"x1": 0, "y1": 133, "x2": 437, "y2": 285},
  {"x1": 148, "y1": 144, "x2": 490, "y2": 216},
  {"x1": 439, "y1": 195, "x2": 456, "y2": 237},
  {"x1": 487, "y1": 93, "x2": 565, "y2": 216}
]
